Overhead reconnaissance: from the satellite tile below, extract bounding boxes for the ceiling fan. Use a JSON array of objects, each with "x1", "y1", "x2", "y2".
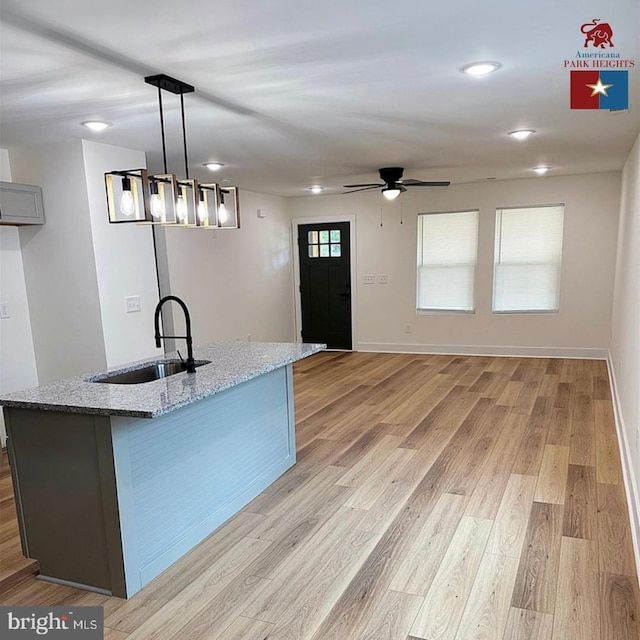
[{"x1": 343, "y1": 167, "x2": 450, "y2": 200}]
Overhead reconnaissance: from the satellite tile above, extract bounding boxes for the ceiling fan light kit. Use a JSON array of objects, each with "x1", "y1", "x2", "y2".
[
  {"x1": 382, "y1": 188, "x2": 401, "y2": 200},
  {"x1": 105, "y1": 74, "x2": 239, "y2": 228}
]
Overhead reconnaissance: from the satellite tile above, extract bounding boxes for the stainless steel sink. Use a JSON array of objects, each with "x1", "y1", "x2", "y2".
[{"x1": 91, "y1": 360, "x2": 210, "y2": 385}]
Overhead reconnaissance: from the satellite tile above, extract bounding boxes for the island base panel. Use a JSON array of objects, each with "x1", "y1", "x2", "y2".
[{"x1": 6, "y1": 409, "x2": 124, "y2": 595}]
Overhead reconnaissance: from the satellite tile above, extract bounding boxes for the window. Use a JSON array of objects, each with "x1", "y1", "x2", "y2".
[
  {"x1": 307, "y1": 229, "x2": 341, "y2": 258},
  {"x1": 492, "y1": 204, "x2": 564, "y2": 312},
  {"x1": 417, "y1": 210, "x2": 479, "y2": 312}
]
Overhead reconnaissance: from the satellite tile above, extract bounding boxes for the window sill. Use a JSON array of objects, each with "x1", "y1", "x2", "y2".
[
  {"x1": 416, "y1": 309, "x2": 476, "y2": 315},
  {"x1": 492, "y1": 309, "x2": 559, "y2": 315}
]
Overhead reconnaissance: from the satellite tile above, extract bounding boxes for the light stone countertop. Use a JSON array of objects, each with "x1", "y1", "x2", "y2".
[{"x1": 0, "y1": 342, "x2": 325, "y2": 418}]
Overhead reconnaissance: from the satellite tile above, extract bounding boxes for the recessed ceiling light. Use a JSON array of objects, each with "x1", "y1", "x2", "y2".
[
  {"x1": 461, "y1": 61, "x2": 502, "y2": 76},
  {"x1": 532, "y1": 166, "x2": 551, "y2": 175},
  {"x1": 508, "y1": 129, "x2": 536, "y2": 140},
  {"x1": 203, "y1": 162, "x2": 224, "y2": 171},
  {"x1": 309, "y1": 185, "x2": 324, "y2": 194},
  {"x1": 81, "y1": 121, "x2": 111, "y2": 132}
]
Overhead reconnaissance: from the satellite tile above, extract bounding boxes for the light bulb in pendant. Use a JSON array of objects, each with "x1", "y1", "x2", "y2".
[
  {"x1": 218, "y1": 202, "x2": 228, "y2": 224},
  {"x1": 197, "y1": 191, "x2": 207, "y2": 223},
  {"x1": 176, "y1": 193, "x2": 187, "y2": 222},
  {"x1": 218, "y1": 191, "x2": 228, "y2": 224},
  {"x1": 120, "y1": 176, "x2": 135, "y2": 216},
  {"x1": 149, "y1": 181, "x2": 164, "y2": 219}
]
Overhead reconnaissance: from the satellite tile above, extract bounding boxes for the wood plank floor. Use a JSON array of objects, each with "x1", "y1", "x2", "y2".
[{"x1": 1, "y1": 352, "x2": 639, "y2": 639}]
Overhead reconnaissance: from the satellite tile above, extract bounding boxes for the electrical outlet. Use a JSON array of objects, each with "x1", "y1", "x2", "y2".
[
  {"x1": 377, "y1": 274, "x2": 389, "y2": 285},
  {"x1": 404, "y1": 323, "x2": 412, "y2": 334},
  {"x1": 0, "y1": 302, "x2": 9, "y2": 319},
  {"x1": 125, "y1": 295, "x2": 141, "y2": 313},
  {"x1": 363, "y1": 274, "x2": 375, "y2": 285}
]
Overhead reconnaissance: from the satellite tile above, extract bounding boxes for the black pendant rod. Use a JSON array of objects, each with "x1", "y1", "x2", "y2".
[
  {"x1": 157, "y1": 86, "x2": 168, "y2": 174},
  {"x1": 180, "y1": 93, "x2": 189, "y2": 179},
  {"x1": 145, "y1": 73, "x2": 195, "y2": 177}
]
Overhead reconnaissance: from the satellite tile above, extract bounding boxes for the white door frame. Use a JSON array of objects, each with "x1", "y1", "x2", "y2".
[{"x1": 291, "y1": 215, "x2": 357, "y2": 349}]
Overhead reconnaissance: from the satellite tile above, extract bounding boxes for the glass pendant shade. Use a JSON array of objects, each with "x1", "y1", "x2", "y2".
[{"x1": 105, "y1": 169, "x2": 151, "y2": 222}]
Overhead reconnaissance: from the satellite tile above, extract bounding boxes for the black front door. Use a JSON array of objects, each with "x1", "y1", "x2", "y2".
[{"x1": 298, "y1": 222, "x2": 352, "y2": 350}]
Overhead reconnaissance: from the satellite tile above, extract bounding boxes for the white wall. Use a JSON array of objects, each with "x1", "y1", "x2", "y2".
[
  {"x1": 159, "y1": 190, "x2": 295, "y2": 345},
  {"x1": 292, "y1": 173, "x2": 620, "y2": 357},
  {"x1": 7, "y1": 140, "x2": 163, "y2": 384},
  {"x1": 610, "y1": 132, "x2": 640, "y2": 537},
  {"x1": 0, "y1": 149, "x2": 39, "y2": 445},
  {"x1": 82, "y1": 140, "x2": 162, "y2": 367},
  {"x1": 10, "y1": 142, "x2": 108, "y2": 382}
]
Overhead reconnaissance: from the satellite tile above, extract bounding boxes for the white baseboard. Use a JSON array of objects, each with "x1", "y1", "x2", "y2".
[
  {"x1": 606, "y1": 351, "x2": 640, "y2": 576},
  {"x1": 356, "y1": 342, "x2": 608, "y2": 359}
]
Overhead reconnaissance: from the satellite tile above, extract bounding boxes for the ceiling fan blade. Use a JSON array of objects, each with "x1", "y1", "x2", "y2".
[
  {"x1": 343, "y1": 182, "x2": 384, "y2": 188},
  {"x1": 404, "y1": 180, "x2": 451, "y2": 187},
  {"x1": 343, "y1": 186, "x2": 383, "y2": 194}
]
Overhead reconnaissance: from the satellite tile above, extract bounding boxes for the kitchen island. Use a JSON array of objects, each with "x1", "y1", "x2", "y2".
[{"x1": 0, "y1": 341, "x2": 324, "y2": 598}]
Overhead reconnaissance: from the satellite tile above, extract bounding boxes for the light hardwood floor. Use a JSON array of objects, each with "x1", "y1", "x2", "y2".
[{"x1": 1, "y1": 352, "x2": 638, "y2": 639}]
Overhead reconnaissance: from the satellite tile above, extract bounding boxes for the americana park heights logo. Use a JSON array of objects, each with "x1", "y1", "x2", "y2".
[{"x1": 565, "y1": 19, "x2": 635, "y2": 110}]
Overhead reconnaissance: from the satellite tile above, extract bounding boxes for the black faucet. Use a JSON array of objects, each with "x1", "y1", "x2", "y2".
[{"x1": 153, "y1": 295, "x2": 196, "y2": 373}]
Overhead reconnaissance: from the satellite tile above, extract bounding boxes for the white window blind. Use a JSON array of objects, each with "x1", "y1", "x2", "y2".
[
  {"x1": 493, "y1": 205, "x2": 564, "y2": 312},
  {"x1": 417, "y1": 210, "x2": 479, "y2": 311}
]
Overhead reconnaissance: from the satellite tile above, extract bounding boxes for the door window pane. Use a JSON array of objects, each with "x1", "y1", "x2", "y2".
[
  {"x1": 308, "y1": 245, "x2": 319, "y2": 258},
  {"x1": 330, "y1": 244, "x2": 341, "y2": 257},
  {"x1": 319, "y1": 230, "x2": 329, "y2": 244},
  {"x1": 320, "y1": 244, "x2": 330, "y2": 257},
  {"x1": 330, "y1": 229, "x2": 341, "y2": 243},
  {"x1": 308, "y1": 231, "x2": 318, "y2": 244}
]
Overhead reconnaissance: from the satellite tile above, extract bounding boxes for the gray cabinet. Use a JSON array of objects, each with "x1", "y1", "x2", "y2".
[{"x1": 0, "y1": 181, "x2": 45, "y2": 225}]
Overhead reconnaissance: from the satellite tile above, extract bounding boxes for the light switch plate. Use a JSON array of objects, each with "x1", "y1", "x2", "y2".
[
  {"x1": 0, "y1": 302, "x2": 9, "y2": 319},
  {"x1": 363, "y1": 274, "x2": 375, "y2": 285},
  {"x1": 378, "y1": 274, "x2": 389, "y2": 285},
  {"x1": 125, "y1": 295, "x2": 141, "y2": 313}
]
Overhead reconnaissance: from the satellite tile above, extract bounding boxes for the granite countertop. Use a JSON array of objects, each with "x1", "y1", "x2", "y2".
[{"x1": 0, "y1": 342, "x2": 325, "y2": 419}]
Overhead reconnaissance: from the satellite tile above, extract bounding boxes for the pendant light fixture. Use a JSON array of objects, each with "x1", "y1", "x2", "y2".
[{"x1": 105, "y1": 73, "x2": 239, "y2": 229}]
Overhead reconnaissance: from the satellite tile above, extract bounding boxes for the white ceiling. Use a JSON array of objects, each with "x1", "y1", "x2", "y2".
[{"x1": 1, "y1": 0, "x2": 638, "y2": 196}]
